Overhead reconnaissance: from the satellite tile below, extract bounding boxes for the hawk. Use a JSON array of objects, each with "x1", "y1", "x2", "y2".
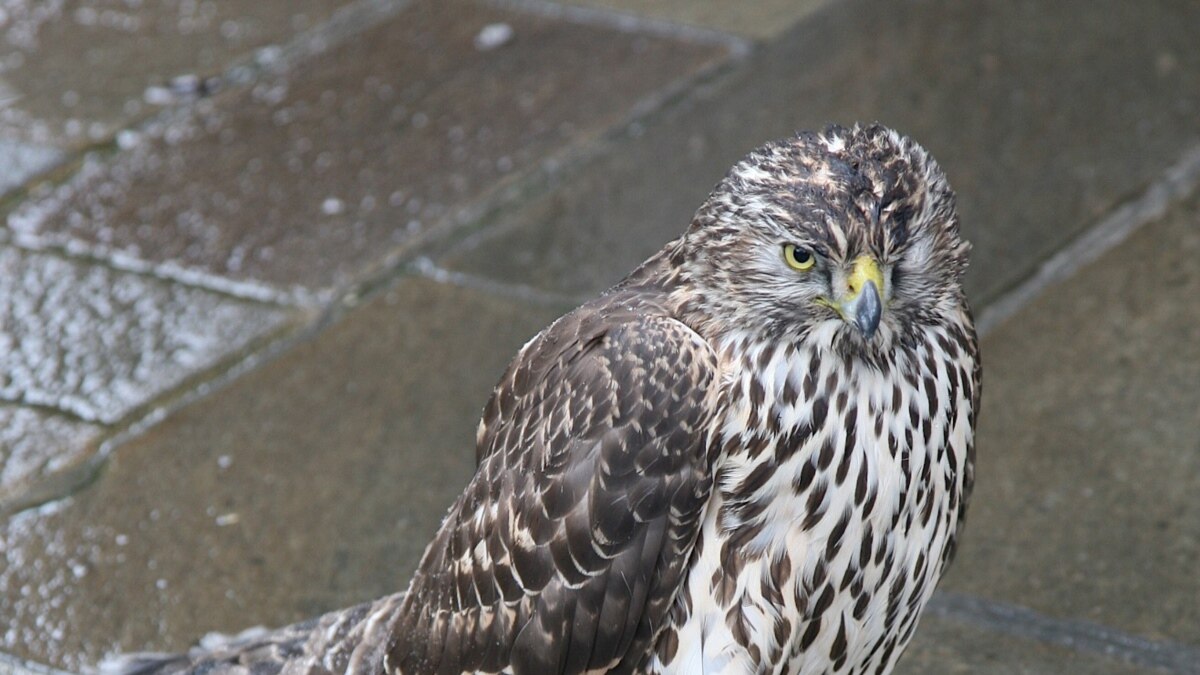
[{"x1": 103, "y1": 124, "x2": 979, "y2": 675}]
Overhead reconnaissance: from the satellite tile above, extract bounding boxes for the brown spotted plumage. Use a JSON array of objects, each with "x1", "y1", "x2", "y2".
[{"x1": 100, "y1": 124, "x2": 979, "y2": 675}]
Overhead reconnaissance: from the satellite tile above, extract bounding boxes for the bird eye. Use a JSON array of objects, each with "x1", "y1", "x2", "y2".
[{"x1": 782, "y1": 244, "x2": 815, "y2": 271}]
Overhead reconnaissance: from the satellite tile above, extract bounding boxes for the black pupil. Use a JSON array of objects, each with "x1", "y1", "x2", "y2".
[{"x1": 793, "y1": 248, "x2": 810, "y2": 263}]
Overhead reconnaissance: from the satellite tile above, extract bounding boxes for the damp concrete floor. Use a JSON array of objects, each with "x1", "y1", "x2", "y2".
[{"x1": 2, "y1": 1, "x2": 1199, "y2": 673}]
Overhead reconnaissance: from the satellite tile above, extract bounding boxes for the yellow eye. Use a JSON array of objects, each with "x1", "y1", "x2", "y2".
[{"x1": 783, "y1": 244, "x2": 815, "y2": 271}]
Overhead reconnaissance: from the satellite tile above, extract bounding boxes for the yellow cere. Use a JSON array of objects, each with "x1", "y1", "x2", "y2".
[
  {"x1": 783, "y1": 244, "x2": 816, "y2": 271},
  {"x1": 847, "y1": 256, "x2": 884, "y2": 298}
]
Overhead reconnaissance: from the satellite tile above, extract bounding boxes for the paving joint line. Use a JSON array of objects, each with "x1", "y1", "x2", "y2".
[
  {"x1": 0, "y1": 141, "x2": 109, "y2": 218},
  {"x1": 0, "y1": 651, "x2": 73, "y2": 675},
  {"x1": 485, "y1": 0, "x2": 753, "y2": 56},
  {"x1": 210, "y1": 0, "x2": 413, "y2": 87},
  {"x1": 409, "y1": 257, "x2": 585, "y2": 308},
  {"x1": 0, "y1": 306, "x2": 324, "y2": 519},
  {"x1": 976, "y1": 143, "x2": 1200, "y2": 337},
  {"x1": 929, "y1": 592, "x2": 1200, "y2": 674},
  {"x1": 0, "y1": 399, "x2": 99, "y2": 427},
  {"x1": 0, "y1": 450, "x2": 107, "y2": 520},
  {"x1": 0, "y1": 228, "x2": 311, "y2": 308}
]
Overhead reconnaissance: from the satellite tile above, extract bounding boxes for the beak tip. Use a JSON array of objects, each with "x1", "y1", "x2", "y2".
[{"x1": 855, "y1": 280, "x2": 882, "y2": 340}]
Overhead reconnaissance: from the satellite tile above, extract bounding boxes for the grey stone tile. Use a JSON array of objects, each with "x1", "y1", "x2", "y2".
[
  {"x1": 0, "y1": 140, "x2": 62, "y2": 196},
  {"x1": 0, "y1": 277, "x2": 563, "y2": 670},
  {"x1": 0, "y1": 407, "x2": 103, "y2": 515},
  {"x1": 941, "y1": 190, "x2": 1200, "y2": 644},
  {"x1": 0, "y1": 246, "x2": 291, "y2": 424},
  {"x1": 548, "y1": 0, "x2": 831, "y2": 39},
  {"x1": 895, "y1": 615, "x2": 1147, "y2": 675},
  {"x1": 0, "y1": 0, "x2": 354, "y2": 146},
  {"x1": 440, "y1": 0, "x2": 1200, "y2": 309},
  {"x1": 0, "y1": 652, "x2": 69, "y2": 675},
  {"x1": 6, "y1": 0, "x2": 727, "y2": 297}
]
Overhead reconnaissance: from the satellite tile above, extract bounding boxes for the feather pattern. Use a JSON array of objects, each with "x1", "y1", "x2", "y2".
[{"x1": 388, "y1": 290, "x2": 721, "y2": 674}]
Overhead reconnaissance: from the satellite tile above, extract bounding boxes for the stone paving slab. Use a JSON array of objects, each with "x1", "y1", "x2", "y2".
[
  {"x1": 0, "y1": 0, "x2": 355, "y2": 147},
  {"x1": 894, "y1": 615, "x2": 1146, "y2": 675},
  {"x1": 547, "y1": 0, "x2": 830, "y2": 39},
  {"x1": 0, "y1": 652, "x2": 70, "y2": 675},
  {"x1": 940, "y1": 190, "x2": 1200, "y2": 645},
  {"x1": 0, "y1": 246, "x2": 291, "y2": 425},
  {"x1": 0, "y1": 407, "x2": 102, "y2": 516},
  {"x1": 439, "y1": 0, "x2": 1200, "y2": 309},
  {"x1": 5, "y1": 0, "x2": 727, "y2": 300},
  {"x1": 0, "y1": 277, "x2": 563, "y2": 671}
]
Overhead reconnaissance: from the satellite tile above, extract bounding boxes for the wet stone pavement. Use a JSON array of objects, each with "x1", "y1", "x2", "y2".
[{"x1": 1, "y1": 1, "x2": 1199, "y2": 673}]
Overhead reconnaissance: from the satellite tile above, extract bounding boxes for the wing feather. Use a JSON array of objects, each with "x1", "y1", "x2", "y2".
[{"x1": 386, "y1": 298, "x2": 718, "y2": 675}]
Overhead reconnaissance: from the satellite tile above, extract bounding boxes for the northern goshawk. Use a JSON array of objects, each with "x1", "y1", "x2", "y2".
[{"x1": 105, "y1": 123, "x2": 980, "y2": 675}]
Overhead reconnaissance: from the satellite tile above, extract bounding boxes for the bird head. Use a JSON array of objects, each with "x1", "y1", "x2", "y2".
[{"x1": 673, "y1": 124, "x2": 971, "y2": 357}]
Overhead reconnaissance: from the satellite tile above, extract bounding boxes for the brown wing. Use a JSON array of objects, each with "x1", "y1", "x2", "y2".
[{"x1": 386, "y1": 303, "x2": 719, "y2": 675}]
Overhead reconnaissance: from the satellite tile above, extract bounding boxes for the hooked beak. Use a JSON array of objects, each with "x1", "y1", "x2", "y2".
[{"x1": 836, "y1": 256, "x2": 883, "y2": 340}]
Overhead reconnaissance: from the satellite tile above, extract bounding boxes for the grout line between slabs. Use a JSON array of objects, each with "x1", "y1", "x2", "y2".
[
  {"x1": 0, "y1": 214, "x2": 304, "y2": 306},
  {"x1": 485, "y1": 0, "x2": 753, "y2": 55},
  {"x1": 174, "y1": 0, "x2": 414, "y2": 96},
  {"x1": 0, "y1": 651, "x2": 73, "y2": 675},
  {"x1": 976, "y1": 143, "x2": 1200, "y2": 337},
  {"x1": 0, "y1": 399, "x2": 98, "y2": 427},
  {"x1": 3, "y1": 291, "x2": 350, "y2": 524},
  {"x1": 929, "y1": 592, "x2": 1200, "y2": 674},
  {"x1": 0, "y1": 229, "x2": 314, "y2": 308},
  {"x1": 0, "y1": 311, "x2": 314, "y2": 519},
  {"x1": 410, "y1": 257, "x2": 585, "y2": 308}
]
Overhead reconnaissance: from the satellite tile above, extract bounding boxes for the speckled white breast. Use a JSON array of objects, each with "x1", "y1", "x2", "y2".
[{"x1": 646, "y1": 326, "x2": 976, "y2": 675}]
